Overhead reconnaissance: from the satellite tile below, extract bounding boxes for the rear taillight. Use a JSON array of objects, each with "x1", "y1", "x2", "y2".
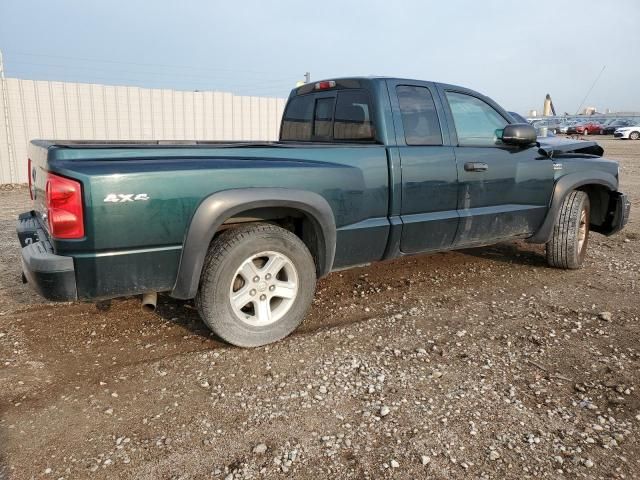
[
  {"x1": 314, "y1": 80, "x2": 336, "y2": 90},
  {"x1": 45, "y1": 173, "x2": 84, "y2": 239},
  {"x1": 28, "y1": 158, "x2": 33, "y2": 200}
]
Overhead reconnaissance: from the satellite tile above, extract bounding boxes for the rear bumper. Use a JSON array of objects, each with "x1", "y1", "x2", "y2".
[{"x1": 17, "y1": 212, "x2": 77, "y2": 301}]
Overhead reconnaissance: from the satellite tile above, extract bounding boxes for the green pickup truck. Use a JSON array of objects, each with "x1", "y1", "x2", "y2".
[{"x1": 17, "y1": 77, "x2": 630, "y2": 346}]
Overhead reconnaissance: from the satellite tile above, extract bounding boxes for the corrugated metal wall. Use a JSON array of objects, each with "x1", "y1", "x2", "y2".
[{"x1": 0, "y1": 77, "x2": 287, "y2": 184}]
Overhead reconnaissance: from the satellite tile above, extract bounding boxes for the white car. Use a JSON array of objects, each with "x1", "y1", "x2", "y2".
[{"x1": 614, "y1": 125, "x2": 640, "y2": 140}]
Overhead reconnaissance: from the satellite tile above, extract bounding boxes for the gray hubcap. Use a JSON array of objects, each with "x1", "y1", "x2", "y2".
[{"x1": 229, "y1": 251, "x2": 298, "y2": 326}]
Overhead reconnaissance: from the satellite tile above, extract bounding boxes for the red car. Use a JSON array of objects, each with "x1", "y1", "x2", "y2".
[{"x1": 575, "y1": 121, "x2": 604, "y2": 135}]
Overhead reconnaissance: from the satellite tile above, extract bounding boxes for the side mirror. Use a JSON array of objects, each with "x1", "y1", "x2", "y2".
[{"x1": 501, "y1": 123, "x2": 537, "y2": 146}]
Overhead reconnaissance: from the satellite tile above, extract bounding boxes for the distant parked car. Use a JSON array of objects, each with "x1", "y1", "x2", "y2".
[
  {"x1": 558, "y1": 121, "x2": 578, "y2": 134},
  {"x1": 566, "y1": 121, "x2": 586, "y2": 135},
  {"x1": 614, "y1": 125, "x2": 640, "y2": 140},
  {"x1": 573, "y1": 121, "x2": 603, "y2": 135},
  {"x1": 601, "y1": 119, "x2": 634, "y2": 135},
  {"x1": 529, "y1": 118, "x2": 562, "y2": 134}
]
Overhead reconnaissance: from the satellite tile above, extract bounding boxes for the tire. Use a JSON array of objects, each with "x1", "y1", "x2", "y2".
[
  {"x1": 546, "y1": 190, "x2": 590, "y2": 269},
  {"x1": 630, "y1": 131, "x2": 640, "y2": 140},
  {"x1": 196, "y1": 223, "x2": 316, "y2": 347}
]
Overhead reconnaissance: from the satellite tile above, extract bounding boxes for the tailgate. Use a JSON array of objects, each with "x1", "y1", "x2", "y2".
[{"x1": 27, "y1": 140, "x2": 53, "y2": 234}]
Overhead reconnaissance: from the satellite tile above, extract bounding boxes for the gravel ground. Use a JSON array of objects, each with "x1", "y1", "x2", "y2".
[{"x1": 0, "y1": 137, "x2": 638, "y2": 480}]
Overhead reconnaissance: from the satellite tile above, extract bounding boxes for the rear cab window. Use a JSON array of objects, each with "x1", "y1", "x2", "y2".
[
  {"x1": 280, "y1": 95, "x2": 314, "y2": 141},
  {"x1": 313, "y1": 97, "x2": 335, "y2": 138},
  {"x1": 396, "y1": 85, "x2": 442, "y2": 145},
  {"x1": 280, "y1": 88, "x2": 376, "y2": 142}
]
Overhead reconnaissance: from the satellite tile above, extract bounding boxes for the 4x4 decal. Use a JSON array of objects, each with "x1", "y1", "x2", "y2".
[{"x1": 103, "y1": 193, "x2": 150, "y2": 203}]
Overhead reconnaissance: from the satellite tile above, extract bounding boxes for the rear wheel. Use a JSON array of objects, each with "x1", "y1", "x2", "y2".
[
  {"x1": 546, "y1": 190, "x2": 590, "y2": 269},
  {"x1": 196, "y1": 223, "x2": 316, "y2": 347},
  {"x1": 630, "y1": 131, "x2": 640, "y2": 140}
]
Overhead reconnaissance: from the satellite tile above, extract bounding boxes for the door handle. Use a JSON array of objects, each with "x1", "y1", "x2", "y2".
[{"x1": 464, "y1": 162, "x2": 488, "y2": 172}]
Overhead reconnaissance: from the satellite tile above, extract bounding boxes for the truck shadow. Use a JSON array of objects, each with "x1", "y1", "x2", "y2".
[
  {"x1": 152, "y1": 298, "x2": 228, "y2": 345},
  {"x1": 97, "y1": 296, "x2": 225, "y2": 346},
  {"x1": 459, "y1": 242, "x2": 548, "y2": 267},
  {"x1": 151, "y1": 294, "x2": 377, "y2": 345},
  {"x1": 145, "y1": 242, "x2": 549, "y2": 344}
]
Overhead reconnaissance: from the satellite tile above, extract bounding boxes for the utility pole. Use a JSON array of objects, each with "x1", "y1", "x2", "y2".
[
  {"x1": 0, "y1": 48, "x2": 17, "y2": 183},
  {"x1": 575, "y1": 65, "x2": 606, "y2": 115},
  {"x1": 304, "y1": 72, "x2": 310, "y2": 84}
]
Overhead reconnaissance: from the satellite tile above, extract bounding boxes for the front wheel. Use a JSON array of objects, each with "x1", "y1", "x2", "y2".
[
  {"x1": 546, "y1": 190, "x2": 590, "y2": 269},
  {"x1": 196, "y1": 223, "x2": 317, "y2": 347}
]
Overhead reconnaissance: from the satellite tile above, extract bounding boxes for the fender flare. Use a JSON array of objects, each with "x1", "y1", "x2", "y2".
[
  {"x1": 170, "y1": 188, "x2": 336, "y2": 299},
  {"x1": 527, "y1": 170, "x2": 618, "y2": 244}
]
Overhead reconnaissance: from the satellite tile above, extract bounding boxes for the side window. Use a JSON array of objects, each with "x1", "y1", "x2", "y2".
[
  {"x1": 280, "y1": 95, "x2": 314, "y2": 141},
  {"x1": 396, "y1": 86, "x2": 442, "y2": 145},
  {"x1": 313, "y1": 97, "x2": 335, "y2": 139},
  {"x1": 445, "y1": 91, "x2": 508, "y2": 146},
  {"x1": 334, "y1": 91, "x2": 374, "y2": 141}
]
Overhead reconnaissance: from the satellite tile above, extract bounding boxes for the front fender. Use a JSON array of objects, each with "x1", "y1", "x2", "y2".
[
  {"x1": 527, "y1": 170, "x2": 618, "y2": 244},
  {"x1": 171, "y1": 188, "x2": 336, "y2": 299}
]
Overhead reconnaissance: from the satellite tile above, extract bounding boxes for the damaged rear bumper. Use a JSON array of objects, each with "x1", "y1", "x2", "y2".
[{"x1": 17, "y1": 211, "x2": 78, "y2": 301}]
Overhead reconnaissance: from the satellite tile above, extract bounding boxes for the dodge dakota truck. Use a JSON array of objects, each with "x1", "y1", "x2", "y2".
[{"x1": 17, "y1": 77, "x2": 631, "y2": 346}]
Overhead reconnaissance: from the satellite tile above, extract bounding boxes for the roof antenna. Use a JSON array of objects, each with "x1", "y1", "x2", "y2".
[{"x1": 575, "y1": 65, "x2": 606, "y2": 115}]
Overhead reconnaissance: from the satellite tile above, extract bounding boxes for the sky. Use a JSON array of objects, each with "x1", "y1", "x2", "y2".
[{"x1": 1, "y1": 0, "x2": 639, "y2": 115}]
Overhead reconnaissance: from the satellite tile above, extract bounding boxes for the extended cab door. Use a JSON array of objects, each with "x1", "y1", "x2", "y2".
[
  {"x1": 387, "y1": 80, "x2": 459, "y2": 254},
  {"x1": 437, "y1": 86, "x2": 555, "y2": 246}
]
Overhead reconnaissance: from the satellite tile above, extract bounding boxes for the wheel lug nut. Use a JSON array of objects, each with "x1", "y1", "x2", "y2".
[
  {"x1": 269, "y1": 285, "x2": 275, "y2": 292},
  {"x1": 265, "y1": 273, "x2": 272, "y2": 280},
  {"x1": 253, "y1": 276, "x2": 260, "y2": 283},
  {"x1": 260, "y1": 294, "x2": 267, "y2": 301},
  {"x1": 250, "y1": 289, "x2": 257, "y2": 296}
]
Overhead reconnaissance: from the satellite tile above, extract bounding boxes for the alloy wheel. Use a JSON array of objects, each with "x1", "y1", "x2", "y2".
[{"x1": 229, "y1": 251, "x2": 299, "y2": 326}]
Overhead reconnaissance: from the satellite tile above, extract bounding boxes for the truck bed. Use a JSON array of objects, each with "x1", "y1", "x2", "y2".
[{"x1": 27, "y1": 138, "x2": 391, "y2": 299}]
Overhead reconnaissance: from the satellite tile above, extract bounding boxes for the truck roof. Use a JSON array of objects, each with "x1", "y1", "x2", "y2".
[
  {"x1": 303, "y1": 75, "x2": 447, "y2": 84},
  {"x1": 291, "y1": 76, "x2": 469, "y2": 97}
]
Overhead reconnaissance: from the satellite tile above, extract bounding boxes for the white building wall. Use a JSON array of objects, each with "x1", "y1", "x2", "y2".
[{"x1": 0, "y1": 77, "x2": 287, "y2": 184}]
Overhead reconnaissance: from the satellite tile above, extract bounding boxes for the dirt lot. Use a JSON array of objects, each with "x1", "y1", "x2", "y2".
[{"x1": 0, "y1": 138, "x2": 638, "y2": 479}]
